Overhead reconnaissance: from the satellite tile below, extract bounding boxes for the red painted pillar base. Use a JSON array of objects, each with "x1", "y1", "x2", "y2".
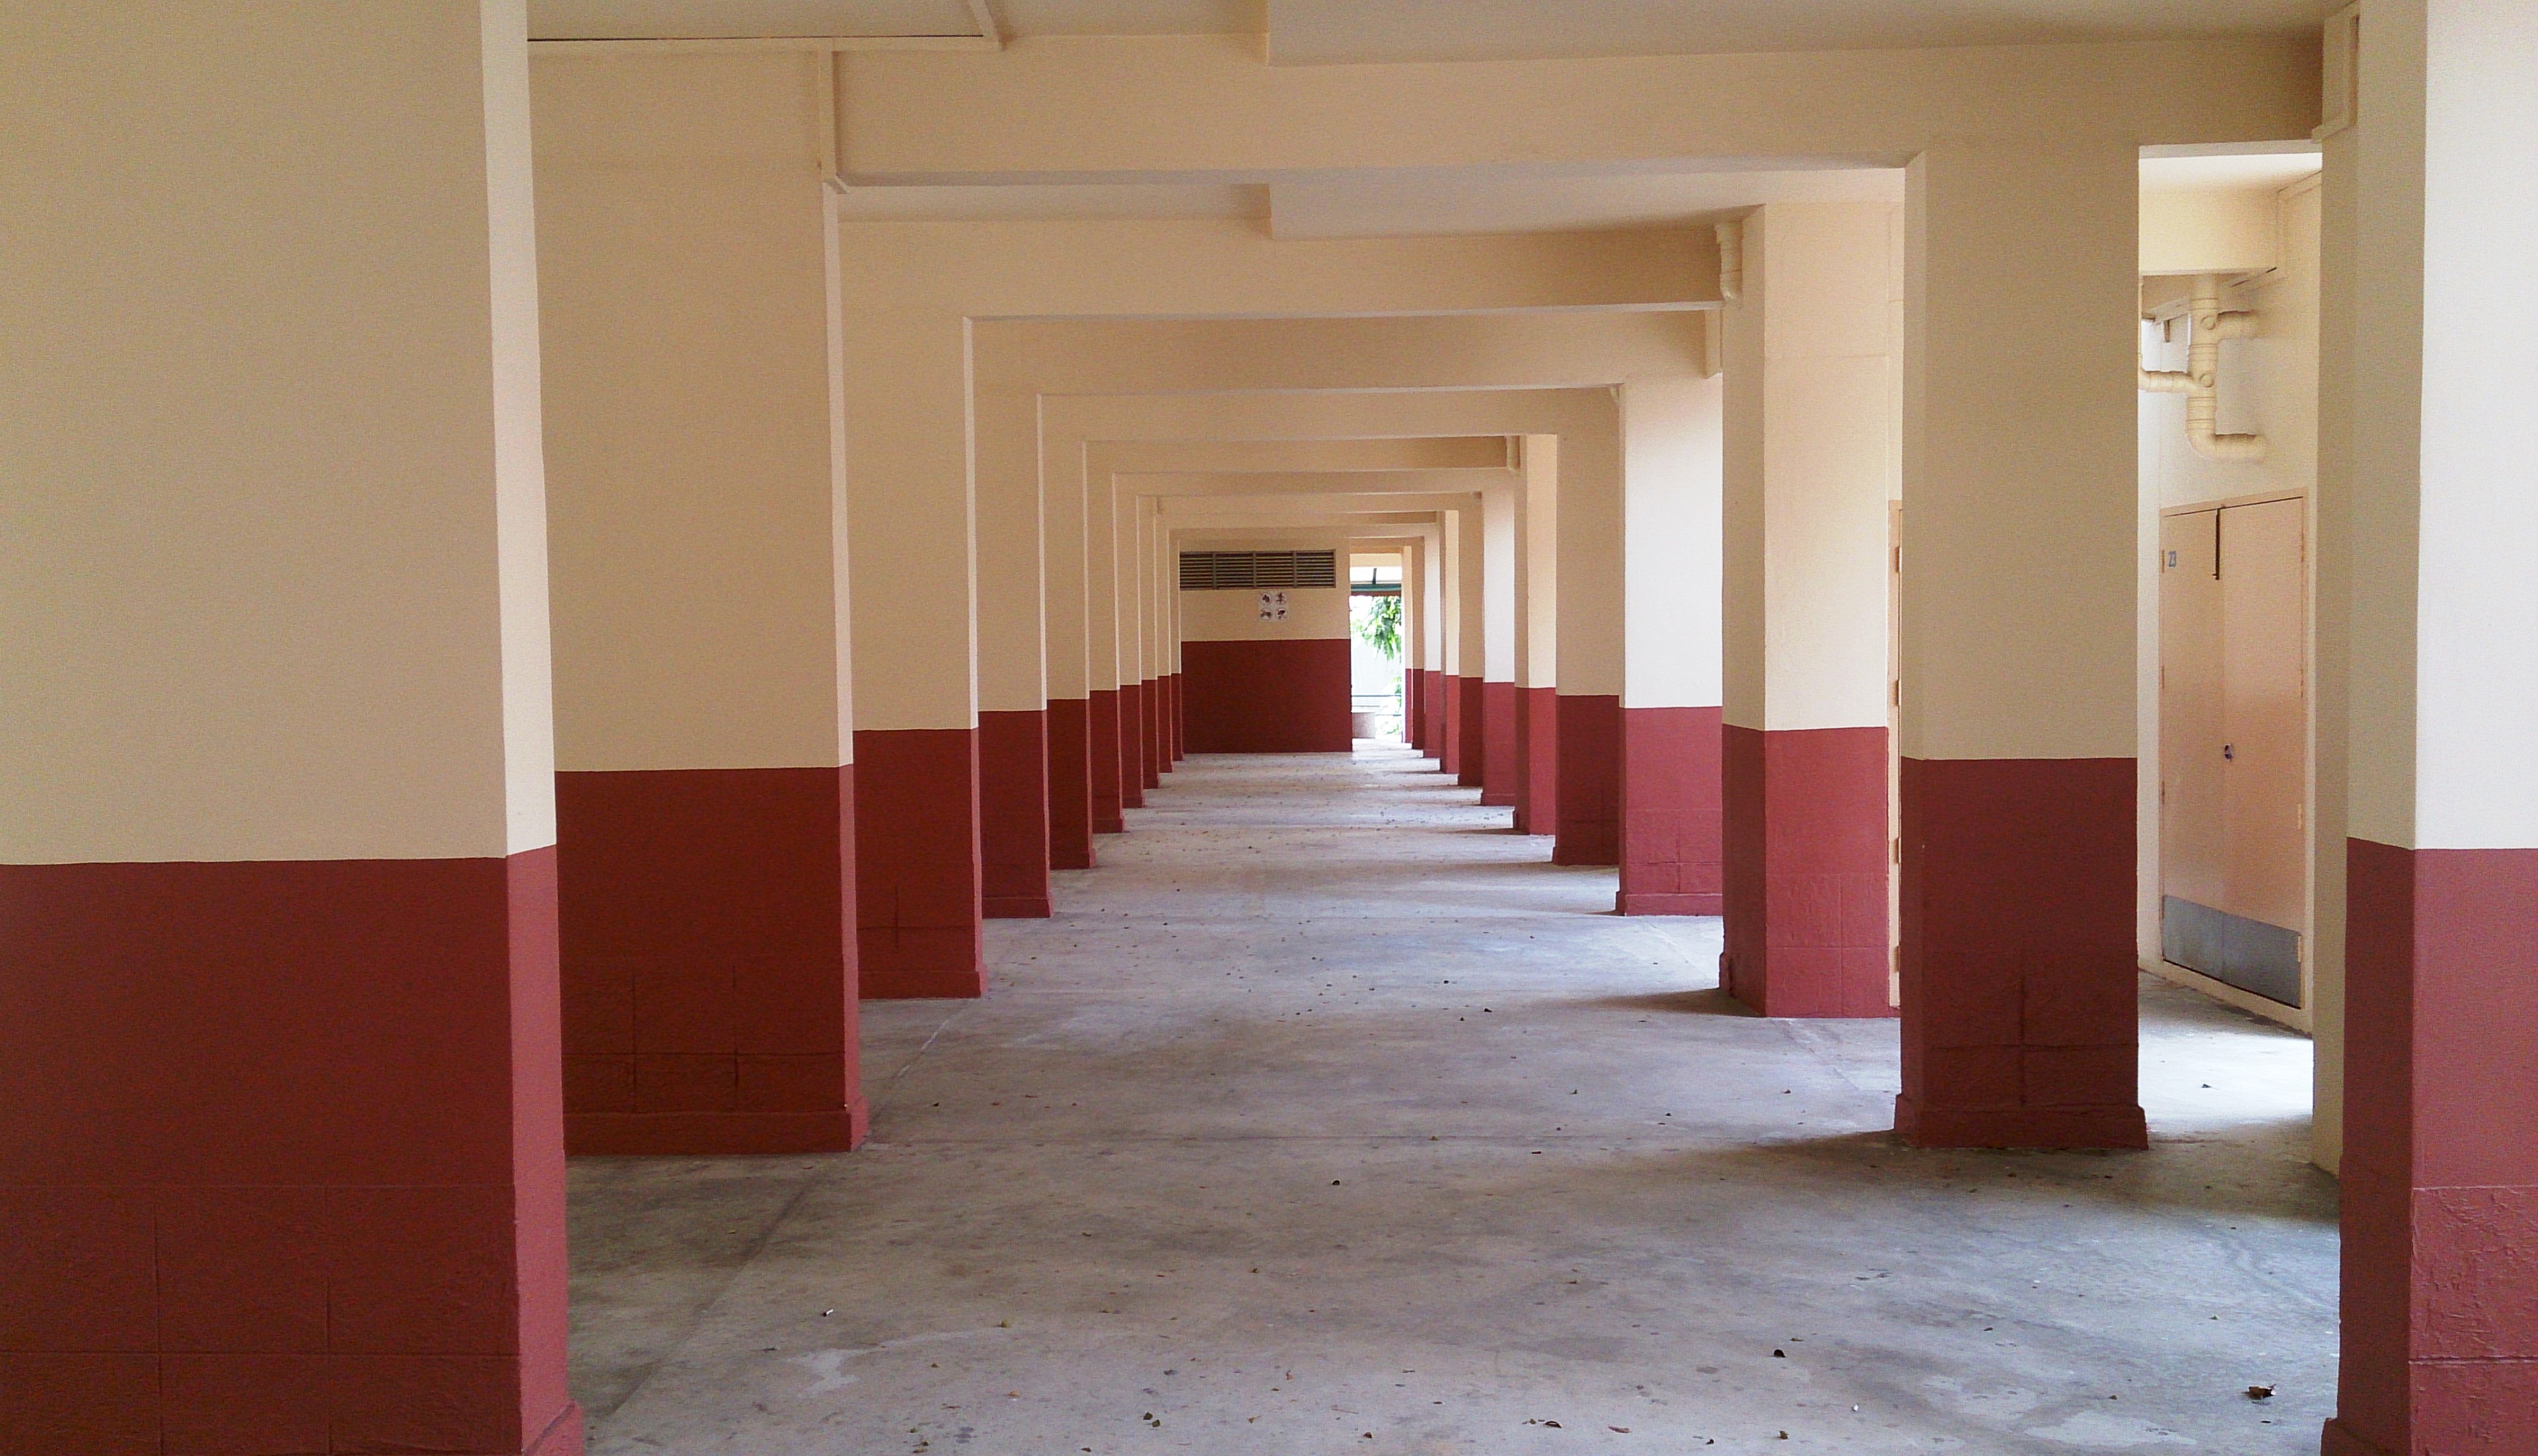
[
  {"x1": 1552, "y1": 694, "x2": 1620, "y2": 866},
  {"x1": 1117, "y1": 682, "x2": 1147, "y2": 808},
  {"x1": 1480, "y1": 681, "x2": 1519, "y2": 807},
  {"x1": 1046, "y1": 698, "x2": 1095, "y2": 871},
  {"x1": 1720, "y1": 726, "x2": 1893, "y2": 1017},
  {"x1": 1171, "y1": 673, "x2": 1185, "y2": 762},
  {"x1": 853, "y1": 729, "x2": 987, "y2": 1000},
  {"x1": 1405, "y1": 668, "x2": 1426, "y2": 750},
  {"x1": 1456, "y1": 676, "x2": 1486, "y2": 787},
  {"x1": 979, "y1": 710, "x2": 1053, "y2": 918},
  {"x1": 1894, "y1": 756, "x2": 2143, "y2": 1149},
  {"x1": 0, "y1": 854, "x2": 581, "y2": 1453},
  {"x1": 1424, "y1": 671, "x2": 1447, "y2": 762},
  {"x1": 1513, "y1": 686, "x2": 1558, "y2": 834},
  {"x1": 556, "y1": 767, "x2": 866, "y2": 1154},
  {"x1": 1145, "y1": 677, "x2": 1167, "y2": 782},
  {"x1": 2325, "y1": 840, "x2": 2538, "y2": 1456},
  {"x1": 1088, "y1": 690, "x2": 1126, "y2": 834},
  {"x1": 1617, "y1": 706, "x2": 1723, "y2": 914}
]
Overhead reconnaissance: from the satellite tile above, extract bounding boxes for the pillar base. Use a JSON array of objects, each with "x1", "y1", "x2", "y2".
[
  {"x1": 1618, "y1": 892, "x2": 1724, "y2": 916},
  {"x1": 1722, "y1": 725, "x2": 1892, "y2": 1017},
  {"x1": 1552, "y1": 693, "x2": 1620, "y2": 866},
  {"x1": 854, "y1": 729, "x2": 986, "y2": 1001},
  {"x1": 1893, "y1": 1095, "x2": 2147, "y2": 1151},
  {"x1": 980, "y1": 710, "x2": 1052, "y2": 918},
  {"x1": 567, "y1": 1103, "x2": 867, "y2": 1156},
  {"x1": 1089, "y1": 689, "x2": 1126, "y2": 833},
  {"x1": 2319, "y1": 1418, "x2": 2393, "y2": 1456},
  {"x1": 1046, "y1": 698, "x2": 1095, "y2": 871},
  {"x1": 1617, "y1": 706, "x2": 1723, "y2": 914},
  {"x1": 1479, "y1": 680, "x2": 1518, "y2": 805},
  {"x1": 0, "y1": 854, "x2": 577, "y2": 1451},
  {"x1": 1897, "y1": 755, "x2": 2140, "y2": 1151}
]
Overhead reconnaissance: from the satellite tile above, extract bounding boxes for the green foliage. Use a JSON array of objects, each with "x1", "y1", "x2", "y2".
[{"x1": 1356, "y1": 593, "x2": 1402, "y2": 661}]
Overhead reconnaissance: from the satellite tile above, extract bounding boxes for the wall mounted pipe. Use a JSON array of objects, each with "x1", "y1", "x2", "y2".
[
  {"x1": 2140, "y1": 273, "x2": 2265, "y2": 462},
  {"x1": 1715, "y1": 219, "x2": 1743, "y2": 302}
]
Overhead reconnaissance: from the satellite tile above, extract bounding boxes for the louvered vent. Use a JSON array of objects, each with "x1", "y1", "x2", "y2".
[{"x1": 1178, "y1": 550, "x2": 1339, "y2": 590}]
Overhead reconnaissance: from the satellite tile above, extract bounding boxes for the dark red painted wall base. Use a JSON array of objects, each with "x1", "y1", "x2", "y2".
[
  {"x1": 1552, "y1": 694, "x2": 1621, "y2": 867},
  {"x1": 1618, "y1": 705, "x2": 1723, "y2": 914},
  {"x1": 1046, "y1": 697, "x2": 1095, "y2": 871},
  {"x1": 557, "y1": 766, "x2": 865, "y2": 1155},
  {"x1": 1088, "y1": 690, "x2": 1126, "y2": 834},
  {"x1": 1118, "y1": 682, "x2": 1147, "y2": 808},
  {"x1": 1721, "y1": 725, "x2": 1893, "y2": 1018},
  {"x1": 855, "y1": 728, "x2": 987, "y2": 999},
  {"x1": 0, "y1": 852, "x2": 579, "y2": 1453},
  {"x1": 1480, "y1": 680, "x2": 1518, "y2": 807},
  {"x1": 979, "y1": 711, "x2": 1053, "y2": 918},
  {"x1": 1170, "y1": 673, "x2": 1185, "y2": 762},
  {"x1": 1514, "y1": 686, "x2": 1558, "y2": 834},
  {"x1": 1894, "y1": 756, "x2": 2143, "y2": 1149},
  {"x1": 1423, "y1": 671, "x2": 1446, "y2": 761},
  {"x1": 1183, "y1": 638, "x2": 1353, "y2": 753},
  {"x1": 2327, "y1": 839, "x2": 2538, "y2": 1456},
  {"x1": 1456, "y1": 676, "x2": 1486, "y2": 786}
]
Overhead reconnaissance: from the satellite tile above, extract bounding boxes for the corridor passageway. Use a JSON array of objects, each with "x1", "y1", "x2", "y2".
[{"x1": 569, "y1": 748, "x2": 2333, "y2": 1453}]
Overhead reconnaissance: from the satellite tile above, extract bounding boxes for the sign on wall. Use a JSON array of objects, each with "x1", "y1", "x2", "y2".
[{"x1": 1256, "y1": 591, "x2": 1289, "y2": 620}]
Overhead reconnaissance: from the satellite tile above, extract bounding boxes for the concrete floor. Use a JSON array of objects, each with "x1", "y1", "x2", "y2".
[{"x1": 569, "y1": 744, "x2": 2338, "y2": 1454}]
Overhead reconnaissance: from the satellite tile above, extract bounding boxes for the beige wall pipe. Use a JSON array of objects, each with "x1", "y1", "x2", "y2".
[
  {"x1": 2138, "y1": 273, "x2": 2268, "y2": 463},
  {"x1": 4, "y1": 1, "x2": 554, "y2": 864}
]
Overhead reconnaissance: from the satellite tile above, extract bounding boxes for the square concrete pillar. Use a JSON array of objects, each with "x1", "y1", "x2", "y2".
[
  {"x1": 0, "y1": 5, "x2": 578, "y2": 1447},
  {"x1": 1617, "y1": 375, "x2": 1726, "y2": 914},
  {"x1": 2321, "y1": 2, "x2": 2538, "y2": 1448},
  {"x1": 533, "y1": 52, "x2": 866, "y2": 1153},
  {"x1": 1895, "y1": 139, "x2": 2146, "y2": 1149},
  {"x1": 1720, "y1": 203, "x2": 1902, "y2": 1017}
]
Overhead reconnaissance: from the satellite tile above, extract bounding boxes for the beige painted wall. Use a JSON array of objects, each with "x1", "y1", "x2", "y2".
[
  {"x1": 1620, "y1": 373, "x2": 1725, "y2": 711},
  {"x1": 3, "y1": 1, "x2": 552, "y2": 863},
  {"x1": 841, "y1": 34, "x2": 2317, "y2": 178},
  {"x1": 1519, "y1": 437, "x2": 1559, "y2": 691},
  {"x1": 1723, "y1": 203, "x2": 1901, "y2": 736},
  {"x1": 1040, "y1": 388, "x2": 1624, "y2": 706},
  {"x1": 533, "y1": 52, "x2": 848, "y2": 772},
  {"x1": 851, "y1": 222, "x2": 1707, "y2": 732},
  {"x1": 1003, "y1": 316, "x2": 1678, "y2": 727},
  {"x1": 1900, "y1": 140, "x2": 2140, "y2": 764}
]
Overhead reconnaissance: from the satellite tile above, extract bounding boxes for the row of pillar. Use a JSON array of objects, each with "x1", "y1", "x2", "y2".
[{"x1": 8, "y1": 4, "x2": 2533, "y2": 1449}]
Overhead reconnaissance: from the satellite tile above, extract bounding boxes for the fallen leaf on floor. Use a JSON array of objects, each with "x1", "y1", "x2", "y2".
[{"x1": 2247, "y1": 1385, "x2": 2275, "y2": 1400}]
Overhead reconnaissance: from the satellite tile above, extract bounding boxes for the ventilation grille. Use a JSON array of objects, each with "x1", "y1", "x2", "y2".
[{"x1": 1178, "y1": 550, "x2": 1338, "y2": 591}]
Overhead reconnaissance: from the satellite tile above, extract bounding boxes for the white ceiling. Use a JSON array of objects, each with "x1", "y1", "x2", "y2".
[
  {"x1": 2140, "y1": 145, "x2": 2323, "y2": 194},
  {"x1": 1265, "y1": 0, "x2": 2335, "y2": 63}
]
